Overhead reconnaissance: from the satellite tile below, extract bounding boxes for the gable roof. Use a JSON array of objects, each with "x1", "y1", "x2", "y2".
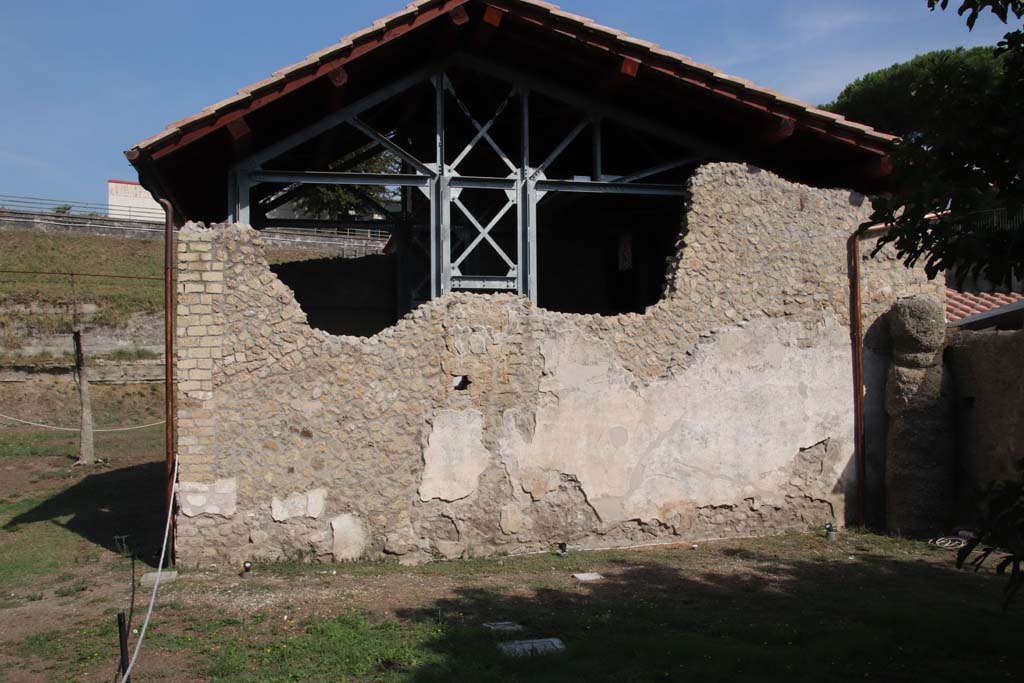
[{"x1": 127, "y1": 0, "x2": 897, "y2": 221}]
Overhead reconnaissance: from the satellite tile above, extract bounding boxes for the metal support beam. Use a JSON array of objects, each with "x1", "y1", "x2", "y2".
[
  {"x1": 447, "y1": 82, "x2": 517, "y2": 174},
  {"x1": 535, "y1": 179, "x2": 686, "y2": 196},
  {"x1": 235, "y1": 61, "x2": 448, "y2": 171},
  {"x1": 526, "y1": 177, "x2": 538, "y2": 301},
  {"x1": 608, "y1": 156, "x2": 702, "y2": 184},
  {"x1": 451, "y1": 196, "x2": 517, "y2": 272},
  {"x1": 431, "y1": 74, "x2": 445, "y2": 298},
  {"x1": 349, "y1": 118, "x2": 436, "y2": 177},
  {"x1": 458, "y1": 53, "x2": 736, "y2": 161},
  {"x1": 250, "y1": 171, "x2": 430, "y2": 187},
  {"x1": 226, "y1": 171, "x2": 239, "y2": 222},
  {"x1": 237, "y1": 175, "x2": 250, "y2": 224},
  {"x1": 532, "y1": 118, "x2": 589, "y2": 180},
  {"x1": 448, "y1": 176, "x2": 517, "y2": 190},
  {"x1": 450, "y1": 275, "x2": 518, "y2": 290}
]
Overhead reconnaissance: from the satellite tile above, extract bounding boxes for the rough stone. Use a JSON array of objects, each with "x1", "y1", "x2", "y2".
[
  {"x1": 884, "y1": 297, "x2": 955, "y2": 533},
  {"x1": 331, "y1": 514, "x2": 367, "y2": 561},
  {"x1": 418, "y1": 409, "x2": 491, "y2": 503},
  {"x1": 178, "y1": 478, "x2": 237, "y2": 518},
  {"x1": 271, "y1": 488, "x2": 327, "y2": 521},
  {"x1": 170, "y1": 164, "x2": 940, "y2": 566},
  {"x1": 140, "y1": 570, "x2": 178, "y2": 587},
  {"x1": 946, "y1": 328, "x2": 1024, "y2": 517},
  {"x1": 498, "y1": 638, "x2": 566, "y2": 657}
]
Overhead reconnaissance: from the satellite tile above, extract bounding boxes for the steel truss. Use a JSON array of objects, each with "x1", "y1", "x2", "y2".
[{"x1": 228, "y1": 56, "x2": 706, "y2": 303}]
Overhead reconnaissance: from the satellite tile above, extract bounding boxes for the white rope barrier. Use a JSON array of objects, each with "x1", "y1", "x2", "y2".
[
  {"x1": 0, "y1": 412, "x2": 165, "y2": 432},
  {"x1": 118, "y1": 454, "x2": 177, "y2": 682}
]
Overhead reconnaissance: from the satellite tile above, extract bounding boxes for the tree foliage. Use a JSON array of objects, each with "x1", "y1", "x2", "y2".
[
  {"x1": 827, "y1": 1, "x2": 1024, "y2": 287},
  {"x1": 295, "y1": 149, "x2": 401, "y2": 221},
  {"x1": 956, "y1": 481, "x2": 1024, "y2": 609}
]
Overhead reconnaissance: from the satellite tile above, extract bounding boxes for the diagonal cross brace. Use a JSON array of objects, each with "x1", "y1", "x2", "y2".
[
  {"x1": 446, "y1": 78, "x2": 518, "y2": 174},
  {"x1": 350, "y1": 118, "x2": 435, "y2": 177},
  {"x1": 451, "y1": 196, "x2": 517, "y2": 273},
  {"x1": 531, "y1": 118, "x2": 589, "y2": 180}
]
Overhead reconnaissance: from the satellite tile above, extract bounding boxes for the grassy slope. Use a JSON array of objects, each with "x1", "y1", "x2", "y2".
[{"x1": 0, "y1": 229, "x2": 344, "y2": 341}]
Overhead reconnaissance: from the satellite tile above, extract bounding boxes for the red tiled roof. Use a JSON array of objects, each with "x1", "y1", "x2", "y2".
[
  {"x1": 945, "y1": 287, "x2": 1024, "y2": 323},
  {"x1": 129, "y1": 0, "x2": 897, "y2": 157}
]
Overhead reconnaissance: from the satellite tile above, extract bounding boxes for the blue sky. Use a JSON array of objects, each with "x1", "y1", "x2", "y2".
[{"x1": 0, "y1": 1, "x2": 1011, "y2": 205}]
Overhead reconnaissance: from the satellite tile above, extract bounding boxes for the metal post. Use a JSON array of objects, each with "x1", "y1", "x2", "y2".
[
  {"x1": 226, "y1": 171, "x2": 238, "y2": 222},
  {"x1": 518, "y1": 88, "x2": 531, "y2": 298},
  {"x1": 592, "y1": 118, "x2": 603, "y2": 181},
  {"x1": 527, "y1": 177, "x2": 538, "y2": 302},
  {"x1": 117, "y1": 611, "x2": 130, "y2": 683},
  {"x1": 237, "y1": 174, "x2": 250, "y2": 225},
  {"x1": 430, "y1": 74, "x2": 445, "y2": 298},
  {"x1": 440, "y1": 177, "x2": 452, "y2": 295},
  {"x1": 158, "y1": 198, "x2": 175, "y2": 566}
]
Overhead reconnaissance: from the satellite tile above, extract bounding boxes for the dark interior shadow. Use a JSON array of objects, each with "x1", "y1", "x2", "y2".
[
  {"x1": 272, "y1": 253, "x2": 398, "y2": 337},
  {"x1": 393, "y1": 550, "x2": 1019, "y2": 682},
  {"x1": 4, "y1": 461, "x2": 165, "y2": 566}
]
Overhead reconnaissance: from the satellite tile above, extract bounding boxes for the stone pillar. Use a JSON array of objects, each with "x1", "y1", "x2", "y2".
[{"x1": 884, "y1": 294, "x2": 955, "y2": 534}]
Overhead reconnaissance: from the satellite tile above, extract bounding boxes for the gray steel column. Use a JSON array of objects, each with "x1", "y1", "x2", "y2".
[
  {"x1": 430, "y1": 74, "x2": 445, "y2": 299},
  {"x1": 226, "y1": 171, "x2": 239, "y2": 223},
  {"x1": 518, "y1": 88, "x2": 531, "y2": 298},
  {"x1": 237, "y1": 172, "x2": 251, "y2": 225}
]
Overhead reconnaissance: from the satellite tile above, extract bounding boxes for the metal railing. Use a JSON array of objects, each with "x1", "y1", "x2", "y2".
[
  {"x1": 262, "y1": 224, "x2": 390, "y2": 241},
  {"x1": 0, "y1": 194, "x2": 392, "y2": 244},
  {"x1": 0, "y1": 194, "x2": 166, "y2": 223},
  {"x1": 960, "y1": 206, "x2": 1024, "y2": 233}
]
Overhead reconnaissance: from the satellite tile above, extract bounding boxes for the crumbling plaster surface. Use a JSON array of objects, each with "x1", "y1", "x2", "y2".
[
  {"x1": 502, "y1": 316, "x2": 853, "y2": 527},
  {"x1": 171, "y1": 163, "x2": 942, "y2": 566}
]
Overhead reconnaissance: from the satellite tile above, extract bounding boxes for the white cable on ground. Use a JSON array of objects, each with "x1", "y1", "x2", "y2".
[
  {"x1": 118, "y1": 454, "x2": 177, "y2": 683},
  {"x1": 0, "y1": 412, "x2": 165, "y2": 432}
]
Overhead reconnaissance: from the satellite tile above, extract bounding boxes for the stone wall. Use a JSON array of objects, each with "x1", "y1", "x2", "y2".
[
  {"x1": 172, "y1": 163, "x2": 941, "y2": 566},
  {"x1": 883, "y1": 296, "x2": 955, "y2": 533},
  {"x1": 946, "y1": 328, "x2": 1024, "y2": 494}
]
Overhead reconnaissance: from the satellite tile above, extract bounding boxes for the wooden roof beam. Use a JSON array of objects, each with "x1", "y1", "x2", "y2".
[
  {"x1": 449, "y1": 5, "x2": 470, "y2": 26},
  {"x1": 483, "y1": 5, "x2": 507, "y2": 27},
  {"x1": 757, "y1": 115, "x2": 797, "y2": 146}
]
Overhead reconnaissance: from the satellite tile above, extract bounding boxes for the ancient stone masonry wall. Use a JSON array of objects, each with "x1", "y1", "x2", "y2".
[
  {"x1": 172, "y1": 163, "x2": 942, "y2": 566},
  {"x1": 946, "y1": 328, "x2": 1024, "y2": 495}
]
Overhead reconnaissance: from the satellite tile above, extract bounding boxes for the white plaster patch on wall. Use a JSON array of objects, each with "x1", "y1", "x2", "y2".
[
  {"x1": 270, "y1": 488, "x2": 327, "y2": 521},
  {"x1": 177, "y1": 478, "x2": 237, "y2": 518},
  {"x1": 419, "y1": 409, "x2": 492, "y2": 502},
  {"x1": 502, "y1": 316, "x2": 854, "y2": 524},
  {"x1": 331, "y1": 513, "x2": 367, "y2": 561}
]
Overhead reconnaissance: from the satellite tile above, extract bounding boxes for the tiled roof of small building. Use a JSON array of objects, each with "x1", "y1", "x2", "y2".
[{"x1": 945, "y1": 287, "x2": 1024, "y2": 323}]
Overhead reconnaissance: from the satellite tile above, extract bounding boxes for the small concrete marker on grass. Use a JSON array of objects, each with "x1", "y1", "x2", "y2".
[
  {"x1": 571, "y1": 572, "x2": 604, "y2": 582},
  {"x1": 483, "y1": 621, "x2": 524, "y2": 632},
  {"x1": 498, "y1": 638, "x2": 566, "y2": 657},
  {"x1": 139, "y1": 570, "x2": 178, "y2": 587}
]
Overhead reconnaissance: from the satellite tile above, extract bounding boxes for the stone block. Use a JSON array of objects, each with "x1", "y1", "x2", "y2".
[
  {"x1": 497, "y1": 638, "x2": 565, "y2": 657},
  {"x1": 178, "y1": 478, "x2": 237, "y2": 518},
  {"x1": 331, "y1": 514, "x2": 367, "y2": 561},
  {"x1": 418, "y1": 409, "x2": 491, "y2": 503},
  {"x1": 139, "y1": 570, "x2": 178, "y2": 587}
]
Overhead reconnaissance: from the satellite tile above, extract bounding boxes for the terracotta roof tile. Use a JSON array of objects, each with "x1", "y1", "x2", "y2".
[
  {"x1": 130, "y1": 0, "x2": 900, "y2": 154},
  {"x1": 946, "y1": 287, "x2": 1024, "y2": 322}
]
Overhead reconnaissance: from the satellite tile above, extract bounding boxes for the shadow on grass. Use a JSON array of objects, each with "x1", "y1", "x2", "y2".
[
  {"x1": 392, "y1": 551, "x2": 1020, "y2": 683},
  {"x1": 3, "y1": 461, "x2": 165, "y2": 566}
]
